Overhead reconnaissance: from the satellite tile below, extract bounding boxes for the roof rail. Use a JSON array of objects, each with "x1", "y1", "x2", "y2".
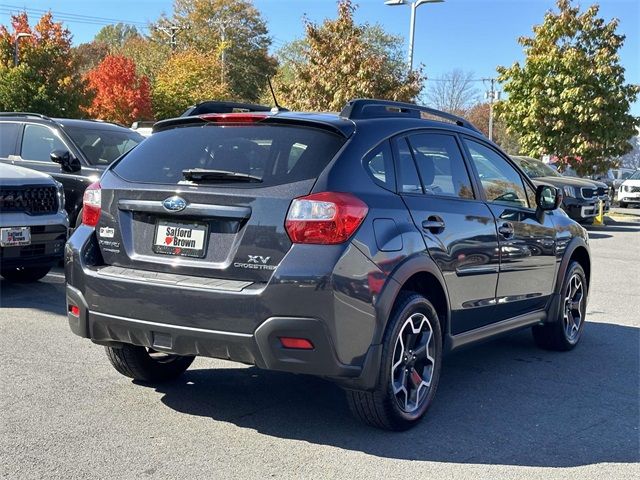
[
  {"x1": 0, "y1": 112, "x2": 52, "y2": 121},
  {"x1": 339, "y1": 99, "x2": 481, "y2": 133}
]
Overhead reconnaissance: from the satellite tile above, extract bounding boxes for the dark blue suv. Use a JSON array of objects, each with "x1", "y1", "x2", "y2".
[{"x1": 65, "y1": 99, "x2": 591, "y2": 430}]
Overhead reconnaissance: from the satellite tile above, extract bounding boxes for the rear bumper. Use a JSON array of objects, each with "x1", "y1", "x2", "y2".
[
  {"x1": 66, "y1": 284, "x2": 381, "y2": 388},
  {"x1": 64, "y1": 227, "x2": 386, "y2": 390}
]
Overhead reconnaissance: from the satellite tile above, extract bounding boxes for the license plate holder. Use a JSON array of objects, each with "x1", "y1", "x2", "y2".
[
  {"x1": 0, "y1": 226, "x2": 31, "y2": 247},
  {"x1": 153, "y1": 220, "x2": 208, "y2": 258}
]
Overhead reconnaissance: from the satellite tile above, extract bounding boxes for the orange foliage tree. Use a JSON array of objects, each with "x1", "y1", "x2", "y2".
[{"x1": 84, "y1": 55, "x2": 152, "y2": 124}]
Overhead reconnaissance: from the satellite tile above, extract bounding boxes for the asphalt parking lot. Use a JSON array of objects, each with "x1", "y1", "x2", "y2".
[{"x1": 1, "y1": 217, "x2": 639, "y2": 480}]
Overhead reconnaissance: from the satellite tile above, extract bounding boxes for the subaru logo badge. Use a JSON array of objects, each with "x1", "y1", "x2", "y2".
[{"x1": 163, "y1": 196, "x2": 187, "y2": 212}]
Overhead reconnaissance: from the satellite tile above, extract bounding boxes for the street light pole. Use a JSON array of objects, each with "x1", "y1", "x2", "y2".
[
  {"x1": 14, "y1": 32, "x2": 33, "y2": 67},
  {"x1": 385, "y1": 0, "x2": 444, "y2": 71}
]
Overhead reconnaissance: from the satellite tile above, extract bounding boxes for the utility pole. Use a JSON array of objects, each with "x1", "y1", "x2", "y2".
[
  {"x1": 210, "y1": 18, "x2": 232, "y2": 84},
  {"x1": 156, "y1": 24, "x2": 186, "y2": 51},
  {"x1": 483, "y1": 77, "x2": 500, "y2": 141}
]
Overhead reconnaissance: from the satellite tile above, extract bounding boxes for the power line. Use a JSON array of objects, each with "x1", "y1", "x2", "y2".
[{"x1": 0, "y1": 4, "x2": 149, "y2": 28}]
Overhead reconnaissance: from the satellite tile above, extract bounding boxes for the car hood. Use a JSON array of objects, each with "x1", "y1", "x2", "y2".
[
  {"x1": 0, "y1": 163, "x2": 57, "y2": 186},
  {"x1": 621, "y1": 179, "x2": 640, "y2": 187},
  {"x1": 531, "y1": 176, "x2": 607, "y2": 189}
]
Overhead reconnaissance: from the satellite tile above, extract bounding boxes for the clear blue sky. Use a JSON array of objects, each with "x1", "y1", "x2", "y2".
[{"x1": 2, "y1": 0, "x2": 638, "y2": 114}]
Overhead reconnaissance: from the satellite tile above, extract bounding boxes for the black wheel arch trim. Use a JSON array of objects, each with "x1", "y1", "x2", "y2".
[
  {"x1": 546, "y1": 236, "x2": 590, "y2": 324},
  {"x1": 373, "y1": 253, "x2": 451, "y2": 345}
]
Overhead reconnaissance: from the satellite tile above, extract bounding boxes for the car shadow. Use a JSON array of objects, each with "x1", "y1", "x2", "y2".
[
  {"x1": 0, "y1": 273, "x2": 66, "y2": 315},
  {"x1": 149, "y1": 321, "x2": 639, "y2": 468}
]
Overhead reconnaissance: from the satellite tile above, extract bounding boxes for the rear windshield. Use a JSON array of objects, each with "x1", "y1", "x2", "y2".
[{"x1": 112, "y1": 124, "x2": 346, "y2": 186}]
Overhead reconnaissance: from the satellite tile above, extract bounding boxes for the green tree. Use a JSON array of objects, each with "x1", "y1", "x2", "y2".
[
  {"x1": 152, "y1": 0, "x2": 276, "y2": 102},
  {"x1": 0, "y1": 12, "x2": 88, "y2": 116},
  {"x1": 152, "y1": 48, "x2": 231, "y2": 119},
  {"x1": 275, "y1": 0, "x2": 423, "y2": 112},
  {"x1": 94, "y1": 23, "x2": 141, "y2": 50},
  {"x1": 496, "y1": 0, "x2": 639, "y2": 175},
  {"x1": 73, "y1": 40, "x2": 110, "y2": 75}
]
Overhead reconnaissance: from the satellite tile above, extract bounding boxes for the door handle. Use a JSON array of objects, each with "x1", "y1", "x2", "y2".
[
  {"x1": 422, "y1": 216, "x2": 445, "y2": 234},
  {"x1": 498, "y1": 221, "x2": 514, "y2": 239}
]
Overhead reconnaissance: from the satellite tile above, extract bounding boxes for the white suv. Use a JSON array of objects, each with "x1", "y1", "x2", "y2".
[
  {"x1": 617, "y1": 170, "x2": 640, "y2": 208},
  {"x1": 0, "y1": 164, "x2": 68, "y2": 282}
]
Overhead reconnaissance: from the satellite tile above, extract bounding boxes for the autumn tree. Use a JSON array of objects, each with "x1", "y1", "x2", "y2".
[
  {"x1": 425, "y1": 69, "x2": 479, "y2": 115},
  {"x1": 276, "y1": 0, "x2": 423, "y2": 112},
  {"x1": 84, "y1": 55, "x2": 152, "y2": 124},
  {"x1": 152, "y1": 0, "x2": 276, "y2": 102},
  {"x1": 496, "y1": 0, "x2": 639, "y2": 175},
  {"x1": 0, "y1": 12, "x2": 88, "y2": 116},
  {"x1": 152, "y1": 49, "x2": 231, "y2": 119},
  {"x1": 466, "y1": 102, "x2": 520, "y2": 154}
]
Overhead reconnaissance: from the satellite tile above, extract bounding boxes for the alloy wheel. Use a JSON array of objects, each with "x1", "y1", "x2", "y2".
[
  {"x1": 390, "y1": 312, "x2": 436, "y2": 413},
  {"x1": 563, "y1": 274, "x2": 584, "y2": 342}
]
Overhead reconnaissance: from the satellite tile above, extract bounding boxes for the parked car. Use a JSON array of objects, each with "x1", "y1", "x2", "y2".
[
  {"x1": 180, "y1": 101, "x2": 272, "y2": 117},
  {"x1": 130, "y1": 121, "x2": 154, "y2": 138},
  {"x1": 610, "y1": 168, "x2": 635, "y2": 198},
  {"x1": 66, "y1": 99, "x2": 590, "y2": 431},
  {"x1": 617, "y1": 170, "x2": 640, "y2": 207},
  {"x1": 512, "y1": 156, "x2": 610, "y2": 223},
  {"x1": 0, "y1": 163, "x2": 68, "y2": 282},
  {"x1": 0, "y1": 113, "x2": 144, "y2": 227}
]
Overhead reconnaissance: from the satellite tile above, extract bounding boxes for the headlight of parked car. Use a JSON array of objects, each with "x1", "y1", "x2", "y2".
[
  {"x1": 563, "y1": 185, "x2": 576, "y2": 197},
  {"x1": 621, "y1": 185, "x2": 629, "y2": 192}
]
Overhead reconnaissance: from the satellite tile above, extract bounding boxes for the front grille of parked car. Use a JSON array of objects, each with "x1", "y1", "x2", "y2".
[
  {"x1": 630, "y1": 186, "x2": 640, "y2": 193},
  {"x1": 0, "y1": 186, "x2": 58, "y2": 215},
  {"x1": 581, "y1": 187, "x2": 608, "y2": 199}
]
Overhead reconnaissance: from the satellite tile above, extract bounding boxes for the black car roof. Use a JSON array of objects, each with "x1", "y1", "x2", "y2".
[{"x1": 53, "y1": 118, "x2": 133, "y2": 132}]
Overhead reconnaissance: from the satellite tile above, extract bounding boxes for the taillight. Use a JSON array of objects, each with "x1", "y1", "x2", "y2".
[
  {"x1": 285, "y1": 192, "x2": 368, "y2": 244},
  {"x1": 82, "y1": 182, "x2": 101, "y2": 226}
]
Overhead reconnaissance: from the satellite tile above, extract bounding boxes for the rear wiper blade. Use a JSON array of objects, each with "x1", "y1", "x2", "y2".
[{"x1": 182, "y1": 168, "x2": 263, "y2": 183}]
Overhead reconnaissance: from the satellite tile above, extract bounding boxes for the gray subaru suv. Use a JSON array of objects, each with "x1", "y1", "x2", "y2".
[
  {"x1": 65, "y1": 99, "x2": 591, "y2": 430},
  {"x1": 1, "y1": 163, "x2": 68, "y2": 282}
]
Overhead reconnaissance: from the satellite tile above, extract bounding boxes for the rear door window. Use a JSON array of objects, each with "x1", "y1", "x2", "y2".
[
  {"x1": 406, "y1": 133, "x2": 474, "y2": 199},
  {"x1": 0, "y1": 122, "x2": 20, "y2": 158},
  {"x1": 394, "y1": 137, "x2": 423, "y2": 194},
  {"x1": 112, "y1": 124, "x2": 346, "y2": 187}
]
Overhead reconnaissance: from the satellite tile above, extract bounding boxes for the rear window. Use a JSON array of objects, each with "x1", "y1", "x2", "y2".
[{"x1": 112, "y1": 124, "x2": 346, "y2": 186}]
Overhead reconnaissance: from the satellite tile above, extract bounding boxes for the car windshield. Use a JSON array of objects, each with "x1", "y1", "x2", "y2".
[
  {"x1": 66, "y1": 126, "x2": 144, "y2": 166},
  {"x1": 514, "y1": 157, "x2": 560, "y2": 178},
  {"x1": 629, "y1": 171, "x2": 640, "y2": 180}
]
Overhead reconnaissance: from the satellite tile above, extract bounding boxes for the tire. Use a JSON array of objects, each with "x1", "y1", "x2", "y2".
[
  {"x1": 346, "y1": 291, "x2": 442, "y2": 431},
  {"x1": 1, "y1": 266, "x2": 51, "y2": 283},
  {"x1": 105, "y1": 344, "x2": 195, "y2": 383},
  {"x1": 533, "y1": 261, "x2": 587, "y2": 351}
]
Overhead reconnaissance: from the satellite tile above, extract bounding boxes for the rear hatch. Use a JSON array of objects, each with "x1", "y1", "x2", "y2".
[{"x1": 95, "y1": 116, "x2": 348, "y2": 284}]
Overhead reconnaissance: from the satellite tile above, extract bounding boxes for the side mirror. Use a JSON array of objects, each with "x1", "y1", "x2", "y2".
[
  {"x1": 536, "y1": 184, "x2": 562, "y2": 211},
  {"x1": 50, "y1": 150, "x2": 81, "y2": 173}
]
